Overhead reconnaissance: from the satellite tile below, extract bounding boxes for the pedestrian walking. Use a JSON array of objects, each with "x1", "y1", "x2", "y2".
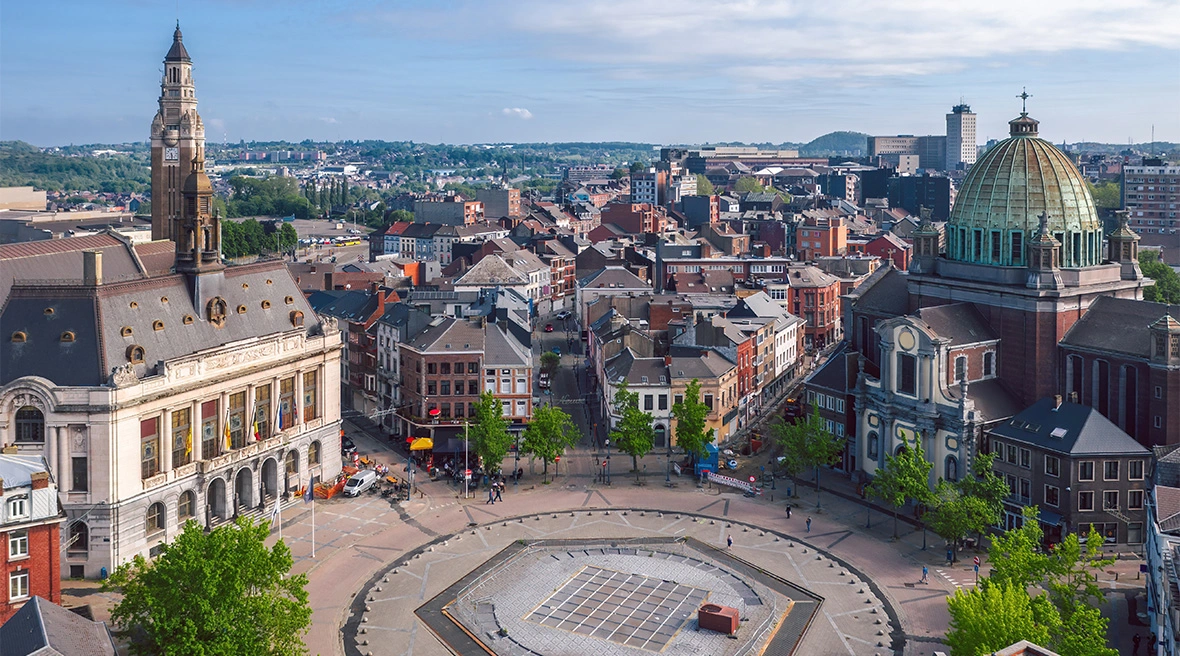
[
  {"x1": 1133, "y1": 634, "x2": 1142, "y2": 655},
  {"x1": 920, "y1": 566, "x2": 928, "y2": 584},
  {"x1": 494, "y1": 482, "x2": 503, "y2": 502},
  {"x1": 946, "y1": 548, "x2": 954, "y2": 566},
  {"x1": 727, "y1": 534, "x2": 733, "y2": 549},
  {"x1": 806, "y1": 516, "x2": 812, "y2": 533},
  {"x1": 786, "y1": 504, "x2": 792, "y2": 519},
  {"x1": 486, "y1": 487, "x2": 495, "y2": 505}
]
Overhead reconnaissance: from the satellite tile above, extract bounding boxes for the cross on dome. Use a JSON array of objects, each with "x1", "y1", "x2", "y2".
[{"x1": 1017, "y1": 88, "x2": 1032, "y2": 116}]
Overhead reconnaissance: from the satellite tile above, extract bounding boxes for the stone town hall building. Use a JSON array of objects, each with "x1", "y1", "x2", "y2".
[
  {"x1": 844, "y1": 107, "x2": 1167, "y2": 493},
  {"x1": 0, "y1": 26, "x2": 343, "y2": 579}
]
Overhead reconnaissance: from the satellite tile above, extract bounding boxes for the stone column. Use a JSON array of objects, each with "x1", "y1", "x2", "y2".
[
  {"x1": 161, "y1": 409, "x2": 173, "y2": 473},
  {"x1": 57, "y1": 427, "x2": 70, "y2": 489},
  {"x1": 191, "y1": 400, "x2": 202, "y2": 462},
  {"x1": 46, "y1": 426, "x2": 57, "y2": 475}
]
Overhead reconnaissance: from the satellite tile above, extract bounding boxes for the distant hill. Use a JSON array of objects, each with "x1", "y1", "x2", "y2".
[
  {"x1": 799, "y1": 131, "x2": 868, "y2": 157},
  {"x1": 1067, "y1": 142, "x2": 1179, "y2": 157}
]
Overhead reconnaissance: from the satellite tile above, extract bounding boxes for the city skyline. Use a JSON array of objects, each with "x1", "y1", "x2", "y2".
[{"x1": 2, "y1": 0, "x2": 1178, "y2": 147}]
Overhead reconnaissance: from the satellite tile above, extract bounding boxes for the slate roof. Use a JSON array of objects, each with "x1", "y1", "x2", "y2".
[
  {"x1": 847, "y1": 264, "x2": 908, "y2": 316},
  {"x1": 0, "y1": 596, "x2": 117, "y2": 656},
  {"x1": 2, "y1": 261, "x2": 318, "y2": 387},
  {"x1": 1155, "y1": 485, "x2": 1180, "y2": 533},
  {"x1": 454, "y1": 254, "x2": 529, "y2": 286},
  {"x1": 165, "y1": 25, "x2": 191, "y2": 62},
  {"x1": 785, "y1": 265, "x2": 837, "y2": 289},
  {"x1": 578, "y1": 266, "x2": 650, "y2": 290},
  {"x1": 1060, "y1": 295, "x2": 1180, "y2": 358},
  {"x1": 604, "y1": 348, "x2": 667, "y2": 386},
  {"x1": 669, "y1": 349, "x2": 735, "y2": 379},
  {"x1": 916, "y1": 303, "x2": 998, "y2": 346},
  {"x1": 988, "y1": 397, "x2": 1151, "y2": 457},
  {"x1": 406, "y1": 317, "x2": 484, "y2": 353},
  {"x1": 727, "y1": 291, "x2": 783, "y2": 319},
  {"x1": 806, "y1": 343, "x2": 850, "y2": 393},
  {"x1": 306, "y1": 289, "x2": 380, "y2": 323},
  {"x1": 0, "y1": 232, "x2": 152, "y2": 304},
  {"x1": 0, "y1": 454, "x2": 51, "y2": 490},
  {"x1": 484, "y1": 323, "x2": 530, "y2": 367},
  {"x1": 963, "y1": 378, "x2": 1022, "y2": 424}
]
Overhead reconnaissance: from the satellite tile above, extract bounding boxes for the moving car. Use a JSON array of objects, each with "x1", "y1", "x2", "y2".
[
  {"x1": 551, "y1": 347, "x2": 561, "y2": 355},
  {"x1": 544, "y1": 323, "x2": 554, "y2": 332},
  {"x1": 555, "y1": 310, "x2": 571, "y2": 320},
  {"x1": 539, "y1": 372, "x2": 551, "y2": 389},
  {"x1": 343, "y1": 469, "x2": 379, "y2": 497}
]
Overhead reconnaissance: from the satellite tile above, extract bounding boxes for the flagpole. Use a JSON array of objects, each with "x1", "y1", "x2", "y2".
[{"x1": 311, "y1": 478, "x2": 316, "y2": 559}]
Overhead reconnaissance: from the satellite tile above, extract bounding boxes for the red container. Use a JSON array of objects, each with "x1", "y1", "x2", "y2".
[{"x1": 698, "y1": 603, "x2": 740, "y2": 634}]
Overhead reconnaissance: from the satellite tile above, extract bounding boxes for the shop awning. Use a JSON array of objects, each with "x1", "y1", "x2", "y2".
[
  {"x1": 410, "y1": 437, "x2": 434, "y2": 451},
  {"x1": 1038, "y1": 509, "x2": 1063, "y2": 526}
]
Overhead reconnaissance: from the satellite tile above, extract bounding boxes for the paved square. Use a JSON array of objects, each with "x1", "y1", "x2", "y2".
[{"x1": 527, "y1": 565, "x2": 707, "y2": 650}]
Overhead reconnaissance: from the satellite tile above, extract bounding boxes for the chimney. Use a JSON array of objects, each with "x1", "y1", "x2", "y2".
[
  {"x1": 665, "y1": 355, "x2": 672, "y2": 366},
  {"x1": 324, "y1": 271, "x2": 335, "y2": 290},
  {"x1": 31, "y1": 471, "x2": 50, "y2": 489},
  {"x1": 0, "y1": 477, "x2": 4, "y2": 495},
  {"x1": 1068, "y1": 391, "x2": 1079, "y2": 403},
  {"x1": 1053, "y1": 395, "x2": 1063, "y2": 411},
  {"x1": 83, "y1": 249, "x2": 103, "y2": 286}
]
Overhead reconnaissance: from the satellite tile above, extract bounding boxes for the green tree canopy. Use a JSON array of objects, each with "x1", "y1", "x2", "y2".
[
  {"x1": 865, "y1": 431, "x2": 933, "y2": 538},
  {"x1": 608, "y1": 381, "x2": 655, "y2": 481},
  {"x1": 671, "y1": 379, "x2": 714, "y2": 462},
  {"x1": 540, "y1": 351, "x2": 561, "y2": 373},
  {"x1": 471, "y1": 391, "x2": 513, "y2": 475},
  {"x1": 1086, "y1": 179, "x2": 1121, "y2": 210},
  {"x1": 389, "y1": 209, "x2": 414, "y2": 223},
  {"x1": 1140, "y1": 250, "x2": 1180, "y2": 303},
  {"x1": 770, "y1": 403, "x2": 842, "y2": 503},
  {"x1": 946, "y1": 582, "x2": 1056, "y2": 656},
  {"x1": 520, "y1": 405, "x2": 579, "y2": 482},
  {"x1": 226, "y1": 176, "x2": 314, "y2": 219},
  {"x1": 927, "y1": 452, "x2": 1008, "y2": 551},
  {"x1": 104, "y1": 517, "x2": 311, "y2": 656},
  {"x1": 695, "y1": 174, "x2": 715, "y2": 196}
]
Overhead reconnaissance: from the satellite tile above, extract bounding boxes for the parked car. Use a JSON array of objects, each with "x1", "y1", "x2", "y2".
[
  {"x1": 539, "y1": 373, "x2": 551, "y2": 389},
  {"x1": 552, "y1": 347, "x2": 561, "y2": 355},
  {"x1": 341, "y1": 436, "x2": 356, "y2": 456},
  {"x1": 343, "y1": 470, "x2": 379, "y2": 497},
  {"x1": 544, "y1": 323, "x2": 554, "y2": 332},
  {"x1": 556, "y1": 310, "x2": 571, "y2": 320}
]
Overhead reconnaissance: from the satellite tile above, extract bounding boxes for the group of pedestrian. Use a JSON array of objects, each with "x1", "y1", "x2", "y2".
[{"x1": 485, "y1": 479, "x2": 505, "y2": 505}]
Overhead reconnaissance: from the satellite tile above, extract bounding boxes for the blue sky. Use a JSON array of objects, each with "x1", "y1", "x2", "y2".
[{"x1": 2, "y1": 0, "x2": 1178, "y2": 147}]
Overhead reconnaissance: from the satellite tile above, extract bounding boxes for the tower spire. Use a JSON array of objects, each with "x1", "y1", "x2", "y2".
[{"x1": 1017, "y1": 87, "x2": 1032, "y2": 116}]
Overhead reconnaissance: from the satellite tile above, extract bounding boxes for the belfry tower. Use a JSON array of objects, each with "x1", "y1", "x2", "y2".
[{"x1": 150, "y1": 23, "x2": 205, "y2": 242}]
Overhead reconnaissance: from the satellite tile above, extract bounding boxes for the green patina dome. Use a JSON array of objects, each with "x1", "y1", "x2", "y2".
[{"x1": 946, "y1": 113, "x2": 1103, "y2": 268}]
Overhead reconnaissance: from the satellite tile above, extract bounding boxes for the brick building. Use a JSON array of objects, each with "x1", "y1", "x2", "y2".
[
  {"x1": 0, "y1": 455, "x2": 64, "y2": 622},
  {"x1": 600, "y1": 203, "x2": 667, "y2": 235}
]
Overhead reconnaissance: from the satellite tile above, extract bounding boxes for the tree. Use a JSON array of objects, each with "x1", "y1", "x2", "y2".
[
  {"x1": 695, "y1": 174, "x2": 715, "y2": 196},
  {"x1": 865, "y1": 431, "x2": 933, "y2": 540},
  {"x1": 671, "y1": 379, "x2": 714, "y2": 464},
  {"x1": 946, "y1": 582, "x2": 1056, "y2": 656},
  {"x1": 104, "y1": 516, "x2": 311, "y2": 656},
  {"x1": 540, "y1": 351, "x2": 560, "y2": 374},
  {"x1": 520, "y1": 405, "x2": 578, "y2": 482},
  {"x1": 629, "y1": 161, "x2": 648, "y2": 174},
  {"x1": 389, "y1": 209, "x2": 414, "y2": 223},
  {"x1": 609, "y1": 381, "x2": 655, "y2": 482},
  {"x1": 1141, "y1": 251, "x2": 1180, "y2": 303},
  {"x1": 770, "y1": 403, "x2": 843, "y2": 505},
  {"x1": 927, "y1": 452, "x2": 1008, "y2": 551},
  {"x1": 1086, "y1": 179, "x2": 1121, "y2": 210},
  {"x1": 733, "y1": 176, "x2": 766, "y2": 194},
  {"x1": 470, "y1": 391, "x2": 513, "y2": 476}
]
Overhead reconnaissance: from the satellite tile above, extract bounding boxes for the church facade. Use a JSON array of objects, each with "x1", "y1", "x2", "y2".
[
  {"x1": 0, "y1": 27, "x2": 343, "y2": 579},
  {"x1": 846, "y1": 107, "x2": 1156, "y2": 501}
]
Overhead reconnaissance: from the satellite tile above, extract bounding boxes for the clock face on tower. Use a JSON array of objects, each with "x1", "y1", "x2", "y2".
[{"x1": 165, "y1": 147, "x2": 179, "y2": 161}]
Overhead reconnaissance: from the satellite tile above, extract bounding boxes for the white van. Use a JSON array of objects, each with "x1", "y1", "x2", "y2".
[{"x1": 343, "y1": 470, "x2": 378, "y2": 497}]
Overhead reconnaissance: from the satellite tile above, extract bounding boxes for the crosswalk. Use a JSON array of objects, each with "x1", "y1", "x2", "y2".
[{"x1": 935, "y1": 568, "x2": 975, "y2": 590}]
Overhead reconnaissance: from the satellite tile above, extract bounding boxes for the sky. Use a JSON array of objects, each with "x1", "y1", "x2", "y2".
[{"x1": 2, "y1": 0, "x2": 1178, "y2": 148}]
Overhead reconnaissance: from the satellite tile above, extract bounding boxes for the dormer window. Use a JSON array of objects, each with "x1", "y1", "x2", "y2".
[
  {"x1": 11, "y1": 331, "x2": 26, "y2": 343},
  {"x1": 290, "y1": 311, "x2": 304, "y2": 328},
  {"x1": 121, "y1": 326, "x2": 134, "y2": 337},
  {"x1": 206, "y1": 297, "x2": 227, "y2": 328},
  {"x1": 127, "y1": 345, "x2": 145, "y2": 364},
  {"x1": 61, "y1": 331, "x2": 76, "y2": 343}
]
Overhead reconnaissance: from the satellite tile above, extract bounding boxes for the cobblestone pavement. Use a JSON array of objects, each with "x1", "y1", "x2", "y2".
[{"x1": 60, "y1": 413, "x2": 1147, "y2": 656}]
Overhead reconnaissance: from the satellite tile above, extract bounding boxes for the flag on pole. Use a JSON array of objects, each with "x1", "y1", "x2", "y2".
[
  {"x1": 185, "y1": 428, "x2": 192, "y2": 457},
  {"x1": 305, "y1": 475, "x2": 316, "y2": 504},
  {"x1": 275, "y1": 401, "x2": 283, "y2": 432},
  {"x1": 224, "y1": 409, "x2": 232, "y2": 451},
  {"x1": 252, "y1": 421, "x2": 260, "y2": 442}
]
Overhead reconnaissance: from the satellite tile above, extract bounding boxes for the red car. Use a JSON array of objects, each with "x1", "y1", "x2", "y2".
[{"x1": 544, "y1": 323, "x2": 554, "y2": 332}]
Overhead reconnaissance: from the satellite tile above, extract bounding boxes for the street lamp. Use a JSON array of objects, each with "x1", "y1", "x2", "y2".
[
  {"x1": 513, "y1": 435, "x2": 520, "y2": 487},
  {"x1": 605, "y1": 438, "x2": 612, "y2": 486},
  {"x1": 665, "y1": 436, "x2": 672, "y2": 484}
]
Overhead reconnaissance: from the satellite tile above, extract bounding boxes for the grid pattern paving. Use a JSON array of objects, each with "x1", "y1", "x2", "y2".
[{"x1": 526, "y1": 565, "x2": 708, "y2": 651}]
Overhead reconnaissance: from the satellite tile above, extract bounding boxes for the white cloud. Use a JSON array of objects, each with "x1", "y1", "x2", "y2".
[
  {"x1": 374, "y1": 0, "x2": 1180, "y2": 84},
  {"x1": 320, "y1": 117, "x2": 338, "y2": 124},
  {"x1": 502, "y1": 107, "x2": 534, "y2": 119}
]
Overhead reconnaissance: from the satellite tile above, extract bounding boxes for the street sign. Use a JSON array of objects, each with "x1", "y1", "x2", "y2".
[
  {"x1": 465, "y1": 469, "x2": 472, "y2": 479},
  {"x1": 973, "y1": 556, "x2": 980, "y2": 566},
  {"x1": 749, "y1": 476, "x2": 757, "y2": 483},
  {"x1": 708, "y1": 472, "x2": 762, "y2": 495},
  {"x1": 974, "y1": 564, "x2": 979, "y2": 574}
]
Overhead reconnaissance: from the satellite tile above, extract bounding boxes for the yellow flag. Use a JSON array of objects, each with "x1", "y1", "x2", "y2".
[
  {"x1": 224, "y1": 411, "x2": 232, "y2": 451},
  {"x1": 185, "y1": 428, "x2": 192, "y2": 457}
]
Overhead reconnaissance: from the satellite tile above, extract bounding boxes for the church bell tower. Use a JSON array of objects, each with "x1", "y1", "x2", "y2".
[{"x1": 150, "y1": 23, "x2": 205, "y2": 241}]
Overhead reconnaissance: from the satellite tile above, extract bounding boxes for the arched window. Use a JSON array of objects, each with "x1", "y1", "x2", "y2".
[
  {"x1": 954, "y1": 356, "x2": 967, "y2": 382},
  {"x1": 146, "y1": 502, "x2": 165, "y2": 536},
  {"x1": 67, "y1": 521, "x2": 89, "y2": 555},
  {"x1": 867, "y1": 431, "x2": 879, "y2": 460},
  {"x1": 307, "y1": 441, "x2": 321, "y2": 466},
  {"x1": 178, "y1": 491, "x2": 195, "y2": 521},
  {"x1": 285, "y1": 450, "x2": 299, "y2": 474},
  {"x1": 15, "y1": 407, "x2": 44, "y2": 443},
  {"x1": 945, "y1": 456, "x2": 959, "y2": 482},
  {"x1": 654, "y1": 425, "x2": 666, "y2": 449}
]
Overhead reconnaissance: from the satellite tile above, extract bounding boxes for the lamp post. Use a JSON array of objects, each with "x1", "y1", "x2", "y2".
[
  {"x1": 665, "y1": 437, "x2": 672, "y2": 484},
  {"x1": 463, "y1": 421, "x2": 469, "y2": 500},
  {"x1": 605, "y1": 438, "x2": 612, "y2": 486},
  {"x1": 513, "y1": 435, "x2": 520, "y2": 487}
]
